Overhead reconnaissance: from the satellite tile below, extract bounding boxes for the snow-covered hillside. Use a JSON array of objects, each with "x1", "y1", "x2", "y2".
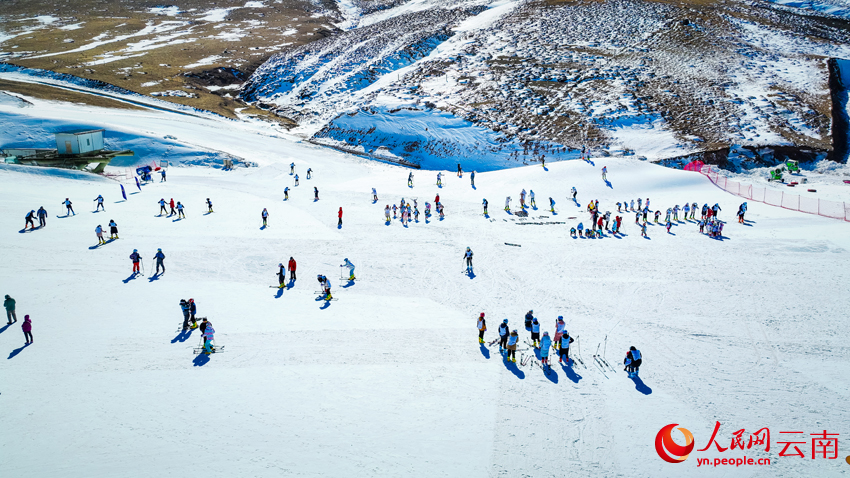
[
  {"x1": 2, "y1": 97, "x2": 850, "y2": 476},
  {"x1": 241, "y1": 0, "x2": 850, "y2": 167}
]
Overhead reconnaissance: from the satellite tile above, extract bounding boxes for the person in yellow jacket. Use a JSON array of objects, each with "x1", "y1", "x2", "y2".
[{"x1": 477, "y1": 313, "x2": 486, "y2": 344}]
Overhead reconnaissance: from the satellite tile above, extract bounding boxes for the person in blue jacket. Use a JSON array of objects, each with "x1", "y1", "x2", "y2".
[
  {"x1": 154, "y1": 248, "x2": 166, "y2": 274},
  {"x1": 341, "y1": 258, "x2": 355, "y2": 281},
  {"x1": 530, "y1": 318, "x2": 540, "y2": 348},
  {"x1": 540, "y1": 332, "x2": 551, "y2": 367}
]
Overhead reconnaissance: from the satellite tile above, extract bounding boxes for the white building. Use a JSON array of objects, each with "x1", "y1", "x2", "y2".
[{"x1": 55, "y1": 129, "x2": 104, "y2": 155}]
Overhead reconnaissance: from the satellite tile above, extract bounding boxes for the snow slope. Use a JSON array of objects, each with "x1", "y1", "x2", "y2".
[{"x1": 2, "y1": 97, "x2": 850, "y2": 477}]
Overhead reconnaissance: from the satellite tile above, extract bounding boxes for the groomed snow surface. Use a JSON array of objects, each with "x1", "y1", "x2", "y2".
[{"x1": 1, "y1": 99, "x2": 850, "y2": 477}]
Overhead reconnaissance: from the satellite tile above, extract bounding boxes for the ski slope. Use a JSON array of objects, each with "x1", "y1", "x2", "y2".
[{"x1": 1, "y1": 98, "x2": 850, "y2": 477}]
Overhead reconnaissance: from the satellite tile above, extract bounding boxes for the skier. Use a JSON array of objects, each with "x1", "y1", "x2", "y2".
[
  {"x1": 624, "y1": 346, "x2": 642, "y2": 377},
  {"x1": 529, "y1": 190, "x2": 536, "y2": 208},
  {"x1": 630, "y1": 199, "x2": 635, "y2": 211},
  {"x1": 505, "y1": 196, "x2": 511, "y2": 211},
  {"x1": 159, "y1": 198, "x2": 167, "y2": 216},
  {"x1": 673, "y1": 205, "x2": 680, "y2": 222},
  {"x1": 506, "y1": 330, "x2": 519, "y2": 363},
  {"x1": 530, "y1": 317, "x2": 540, "y2": 348},
  {"x1": 666, "y1": 219, "x2": 672, "y2": 233},
  {"x1": 641, "y1": 222, "x2": 648, "y2": 237},
  {"x1": 498, "y1": 319, "x2": 509, "y2": 352},
  {"x1": 94, "y1": 195, "x2": 105, "y2": 212},
  {"x1": 180, "y1": 299, "x2": 191, "y2": 331},
  {"x1": 477, "y1": 313, "x2": 486, "y2": 344},
  {"x1": 738, "y1": 202, "x2": 747, "y2": 223},
  {"x1": 463, "y1": 247, "x2": 473, "y2": 273},
  {"x1": 294, "y1": 174, "x2": 299, "y2": 186},
  {"x1": 130, "y1": 249, "x2": 142, "y2": 274},
  {"x1": 437, "y1": 202, "x2": 445, "y2": 219},
  {"x1": 95, "y1": 225, "x2": 105, "y2": 245},
  {"x1": 160, "y1": 169, "x2": 166, "y2": 182},
  {"x1": 602, "y1": 166, "x2": 607, "y2": 181},
  {"x1": 470, "y1": 170, "x2": 475, "y2": 187},
  {"x1": 206, "y1": 198, "x2": 213, "y2": 213},
  {"x1": 169, "y1": 198, "x2": 176, "y2": 216},
  {"x1": 549, "y1": 197, "x2": 555, "y2": 213},
  {"x1": 437, "y1": 172, "x2": 442, "y2": 187},
  {"x1": 524, "y1": 310, "x2": 534, "y2": 329},
  {"x1": 712, "y1": 203, "x2": 721, "y2": 218},
  {"x1": 554, "y1": 316, "x2": 566, "y2": 343},
  {"x1": 288, "y1": 257, "x2": 297, "y2": 281},
  {"x1": 571, "y1": 187, "x2": 577, "y2": 201},
  {"x1": 457, "y1": 163, "x2": 463, "y2": 178},
  {"x1": 683, "y1": 203, "x2": 690, "y2": 220},
  {"x1": 392, "y1": 204, "x2": 398, "y2": 219},
  {"x1": 307, "y1": 168, "x2": 312, "y2": 179},
  {"x1": 604, "y1": 211, "x2": 611, "y2": 230},
  {"x1": 154, "y1": 248, "x2": 166, "y2": 275},
  {"x1": 341, "y1": 258, "x2": 355, "y2": 281},
  {"x1": 637, "y1": 198, "x2": 642, "y2": 210},
  {"x1": 62, "y1": 198, "x2": 75, "y2": 216},
  {"x1": 338, "y1": 207, "x2": 343, "y2": 227},
  {"x1": 540, "y1": 331, "x2": 552, "y2": 367},
  {"x1": 425, "y1": 202, "x2": 431, "y2": 218},
  {"x1": 654, "y1": 210, "x2": 661, "y2": 223},
  {"x1": 108, "y1": 220, "x2": 118, "y2": 239},
  {"x1": 312, "y1": 187, "x2": 318, "y2": 201},
  {"x1": 322, "y1": 276, "x2": 332, "y2": 300},
  {"x1": 482, "y1": 199, "x2": 488, "y2": 215},
  {"x1": 37, "y1": 207, "x2": 47, "y2": 227},
  {"x1": 385, "y1": 205, "x2": 391, "y2": 222},
  {"x1": 408, "y1": 172, "x2": 414, "y2": 187},
  {"x1": 617, "y1": 202, "x2": 622, "y2": 212},
  {"x1": 558, "y1": 332, "x2": 574, "y2": 365},
  {"x1": 262, "y1": 208, "x2": 269, "y2": 227},
  {"x1": 272, "y1": 263, "x2": 284, "y2": 288},
  {"x1": 577, "y1": 222, "x2": 584, "y2": 236},
  {"x1": 414, "y1": 206, "x2": 420, "y2": 221},
  {"x1": 4, "y1": 295, "x2": 16, "y2": 324},
  {"x1": 202, "y1": 320, "x2": 216, "y2": 354},
  {"x1": 434, "y1": 194, "x2": 440, "y2": 204},
  {"x1": 189, "y1": 298, "x2": 197, "y2": 325},
  {"x1": 24, "y1": 210, "x2": 36, "y2": 230},
  {"x1": 691, "y1": 202, "x2": 698, "y2": 220},
  {"x1": 520, "y1": 189, "x2": 527, "y2": 209},
  {"x1": 177, "y1": 201, "x2": 185, "y2": 218},
  {"x1": 372, "y1": 188, "x2": 378, "y2": 202},
  {"x1": 22, "y1": 315, "x2": 32, "y2": 344},
  {"x1": 290, "y1": 162, "x2": 295, "y2": 174},
  {"x1": 284, "y1": 187, "x2": 289, "y2": 200}
]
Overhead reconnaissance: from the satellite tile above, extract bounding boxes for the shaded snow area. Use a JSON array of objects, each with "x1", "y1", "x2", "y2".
[
  {"x1": 0, "y1": 111, "x2": 237, "y2": 168},
  {"x1": 314, "y1": 104, "x2": 580, "y2": 170},
  {"x1": 2, "y1": 98, "x2": 850, "y2": 477},
  {"x1": 242, "y1": 0, "x2": 850, "y2": 166},
  {"x1": 765, "y1": 0, "x2": 850, "y2": 19}
]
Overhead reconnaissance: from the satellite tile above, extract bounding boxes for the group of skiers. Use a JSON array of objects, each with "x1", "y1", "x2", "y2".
[
  {"x1": 5, "y1": 294, "x2": 32, "y2": 344},
  {"x1": 23, "y1": 207, "x2": 48, "y2": 230},
  {"x1": 276, "y1": 257, "x2": 297, "y2": 287},
  {"x1": 383, "y1": 195, "x2": 444, "y2": 225},
  {"x1": 128, "y1": 248, "x2": 166, "y2": 276},
  {"x1": 158, "y1": 198, "x2": 186, "y2": 218},
  {"x1": 94, "y1": 220, "x2": 119, "y2": 244},
  {"x1": 477, "y1": 311, "x2": 642, "y2": 377}
]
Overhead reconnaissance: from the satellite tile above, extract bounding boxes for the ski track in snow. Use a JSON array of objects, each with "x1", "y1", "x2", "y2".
[{"x1": 0, "y1": 98, "x2": 849, "y2": 476}]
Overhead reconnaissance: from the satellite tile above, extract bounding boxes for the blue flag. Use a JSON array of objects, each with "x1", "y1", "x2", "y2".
[
  {"x1": 120, "y1": 184, "x2": 127, "y2": 200},
  {"x1": 135, "y1": 176, "x2": 141, "y2": 191}
]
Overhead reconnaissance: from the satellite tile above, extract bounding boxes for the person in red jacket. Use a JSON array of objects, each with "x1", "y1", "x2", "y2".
[
  {"x1": 434, "y1": 194, "x2": 440, "y2": 204},
  {"x1": 288, "y1": 257, "x2": 297, "y2": 281},
  {"x1": 338, "y1": 207, "x2": 343, "y2": 227},
  {"x1": 597, "y1": 216, "x2": 603, "y2": 231},
  {"x1": 169, "y1": 198, "x2": 176, "y2": 216}
]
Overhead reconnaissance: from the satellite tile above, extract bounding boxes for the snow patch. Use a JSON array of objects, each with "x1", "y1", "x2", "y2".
[
  {"x1": 185, "y1": 55, "x2": 222, "y2": 69},
  {"x1": 147, "y1": 6, "x2": 183, "y2": 16}
]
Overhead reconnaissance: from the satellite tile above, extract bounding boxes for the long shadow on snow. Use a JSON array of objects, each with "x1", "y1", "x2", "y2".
[
  {"x1": 342, "y1": 280, "x2": 355, "y2": 288},
  {"x1": 562, "y1": 363, "x2": 582, "y2": 383},
  {"x1": 122, "y1": 273, "x2": 140, "y2": 283},
  {"x1": 479, "y1": 344, "x2": 490, "y2": 359},
  {"x1": 0, "y1": 323, "x2": 10, "y2": 335},
  {"x1": 148, "y1": 273, "x2": 162, "y2": 282},
  {"x1": 193, "y1": 353, "x2": 210, "y2": 367},
  {"x1": 319, "y1": 301, "x2": 331, "y2": 310},
  {"x1": 544, "y1": 365, "x2": 559, "y2": 384},
  {"x1": 8, "y1": 343, "x2": 29, "y2": 359},
  {"x1": 504, "y1": 359, "x2": 525, "y2": 379},
  {"x1": 631, "y1": 375, "x2": 652, "y2": 395},
  {"x1": 172, "y1": 328, "x2": 193, "y2": 343},
  {"x1": 274, "y1": 288, "x2": 284, "y2": 299}
]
